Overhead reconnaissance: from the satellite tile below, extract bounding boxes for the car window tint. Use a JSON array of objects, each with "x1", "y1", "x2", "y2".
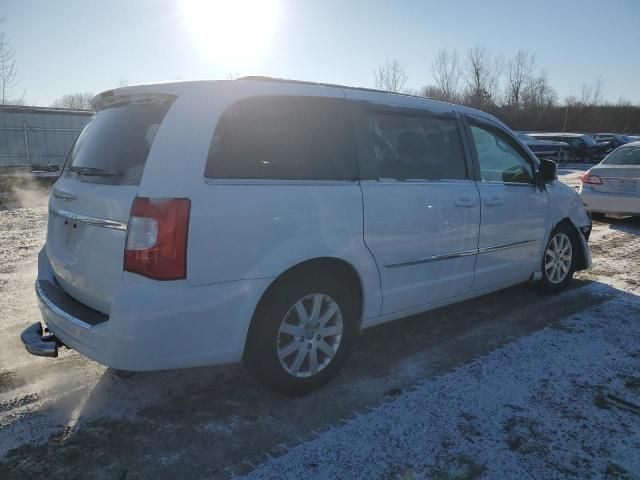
[
  {"x1": 368, "y1": 111, "x2": 467, "y2": 181},
  {"x1": 470, "y1": 123, "x2": 534, "y2": 184},
  {"x1": 64, "y1": 100, "x2": 173, "y2": 185},
  {"x1": 205, "y1": 96, "x2": 357, "y2": 180}
]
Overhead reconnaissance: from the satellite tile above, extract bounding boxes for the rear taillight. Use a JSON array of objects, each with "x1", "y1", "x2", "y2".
[
  {"x1": 580, "y1": 172, "x2": 603, "y2": 185},
  {"x1": 124, "y1": 197, "x2": 191, "y2": 280}
]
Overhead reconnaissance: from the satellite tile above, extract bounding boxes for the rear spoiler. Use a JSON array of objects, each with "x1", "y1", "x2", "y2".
[{"x1": 92, "y1": 92, "x2": 176, "y2": 111}]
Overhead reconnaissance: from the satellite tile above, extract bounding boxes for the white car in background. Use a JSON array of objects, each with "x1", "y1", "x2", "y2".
[
  {"x1": 579, "y1": 141, "x2": 640, "y2": 218},
  {"x1": 21, "y1": 78, "x2": 592, "y2": 395}
]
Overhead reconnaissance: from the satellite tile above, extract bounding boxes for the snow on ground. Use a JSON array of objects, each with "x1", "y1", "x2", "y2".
[
  {"x1": 241, "y1": 282, "x2": 640, "y2": 479},
  {"x1": 2, "y1": 170, "x2": 640, "y2": 478}
]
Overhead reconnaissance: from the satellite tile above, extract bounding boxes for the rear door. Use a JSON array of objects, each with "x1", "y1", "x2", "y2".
[
  {"x1": 351, "y1": 100, "x2": 480, "y2": 315},
  {"x1": 47, "y1": 94, "x2": 175, "y2": 314},
  {"x1": 464, "y1": 116, "x2": 548, "y2": 290}
]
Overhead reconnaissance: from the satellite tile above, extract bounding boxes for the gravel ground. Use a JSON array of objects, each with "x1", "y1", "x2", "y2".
[{"x1": 1, "y1": 168, "x2": 639, "y2": 479}]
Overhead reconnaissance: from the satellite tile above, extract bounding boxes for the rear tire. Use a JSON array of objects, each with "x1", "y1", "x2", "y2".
[
  {"x1": 243, "y1": 272, "x2": 358, "y2": 396},
  {"x1": 541, "y1": 223, "x2": 578, "y2": 294}
]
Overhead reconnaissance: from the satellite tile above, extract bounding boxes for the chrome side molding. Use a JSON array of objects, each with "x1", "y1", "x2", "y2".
[
  {"x1": 385, "y1": 248, "x2": 477, "y2": 268},
  {"x1": 478, "y1": 240, "x2": 539, "y2": 254},
  {"x1": 48, "y1": 207, "x2": 128, "y2": 231},
  {"x1": 384, "y1": 240, "x2": 539, "y2": 269}
]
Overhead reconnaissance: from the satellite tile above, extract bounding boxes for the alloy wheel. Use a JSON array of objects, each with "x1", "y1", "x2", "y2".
[
  {"x1": 276, "y1": 293, "x2": 343, "y2": 378},
  {"x1": 544, "y1": 232, "x2": 573, "y2": 284}
]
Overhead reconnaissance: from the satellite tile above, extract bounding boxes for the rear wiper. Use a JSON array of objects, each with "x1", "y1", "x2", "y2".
[{"x1": 69, "y1": 166, "x2": 118, "y2": 177}]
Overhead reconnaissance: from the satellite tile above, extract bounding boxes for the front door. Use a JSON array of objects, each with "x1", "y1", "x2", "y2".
[{"x1": 466, "y1": 117, "x2": 548, "y2": 291}]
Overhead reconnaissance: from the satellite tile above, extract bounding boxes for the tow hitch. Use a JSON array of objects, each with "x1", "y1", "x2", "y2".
[{"x1": 21, "y1": 322, "x2": 64, "y2": 357}]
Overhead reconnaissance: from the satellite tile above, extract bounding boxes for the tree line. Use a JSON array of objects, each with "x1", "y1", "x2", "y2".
[{"x1": 373, "y1": 48, "x2": 640, "y2": 134}]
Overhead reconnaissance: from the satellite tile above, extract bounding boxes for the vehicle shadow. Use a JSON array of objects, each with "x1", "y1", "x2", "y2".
[
  {"x1": 2, "y1": 277, "x2": 632, "y2": 479},
  {"x1": 598, "y1": 215, "x2": 640, "y2": 236}
]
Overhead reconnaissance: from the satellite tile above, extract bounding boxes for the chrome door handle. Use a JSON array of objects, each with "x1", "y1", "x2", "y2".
[
  {"x1": 484, "y1": 196, "x2": 504, "y2": 206},
  {"x1": 455, "y1": 197, "x2": 476, "y2": 207}
]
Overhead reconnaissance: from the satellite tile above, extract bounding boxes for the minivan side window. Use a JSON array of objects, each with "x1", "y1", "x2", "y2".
[
  {"x1": 470, "y1": 123, "x2": 534, "y2": 184},
  {"x1": 205, "y1": 96, "x2": 357, "y2": 180},
  {"x1": 368, "y1": 111, "x2": 467, "y2": 181}
]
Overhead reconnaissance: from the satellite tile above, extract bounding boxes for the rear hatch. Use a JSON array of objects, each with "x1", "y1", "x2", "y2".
[{"x1": 46, "y1": 93, "x2": 175, "y2": 314}]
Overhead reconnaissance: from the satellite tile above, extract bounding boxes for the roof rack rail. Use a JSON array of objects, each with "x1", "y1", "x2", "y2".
[{"x1": 237, "y1": 76, "x2": 433, "y2": 102}]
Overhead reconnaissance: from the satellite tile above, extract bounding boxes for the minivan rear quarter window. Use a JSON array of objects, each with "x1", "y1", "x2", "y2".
[
  {"x1": 205, "y1": 96, "x2": 357, "y2": 181},
  {"x1": 64, "y1": 99, "x2": 173, "y2": 185}
]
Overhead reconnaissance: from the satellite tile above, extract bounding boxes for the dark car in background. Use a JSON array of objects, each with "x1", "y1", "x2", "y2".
[
  {"x1": 593, "y1": 133, "x2": 632, "y2": 149},
  {"x1": 516, "y1": 133, "x2": 569, "y2": 162},
  {"x1": 528, "y1": 133, "x2": 609, "y2": 163}
]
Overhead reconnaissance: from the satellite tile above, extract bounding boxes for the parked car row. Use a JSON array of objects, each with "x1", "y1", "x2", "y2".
[
  {"x1": 517, "y1": 131, "x2": 637, "y2": 164},
  {"x1": 592, "y1": 133, "x2": 634, "y2": 149},
  {"x1": 527, "y1": 133, "x2": 611, "y2": 163}
]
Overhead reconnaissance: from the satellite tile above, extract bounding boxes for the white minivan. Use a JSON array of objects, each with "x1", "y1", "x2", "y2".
[{"x1": 21, "y1": 77, "x2": 592, "y2": 395}]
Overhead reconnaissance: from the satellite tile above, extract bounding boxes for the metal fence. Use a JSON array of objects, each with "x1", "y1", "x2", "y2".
[{"x1": 0, "y1": 106, "x2": 93, "y2": 170}]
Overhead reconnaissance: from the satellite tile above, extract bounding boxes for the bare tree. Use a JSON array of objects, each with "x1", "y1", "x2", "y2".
[
  {"x1": 51, "y1": 92, "x2": 95, "y2": 110},
  {"x1": 577, "y1": 76, "x2": 605, "y2": 107},
  {"x1": 431, "y1": 48, "x2": 461, "y2": 102},
  {"x1": 579, "y1": 82, "x2": 593, "y2": 106},
  {"x1": 0, "y1": 33, "x2": 19, "y2": 105},
  {"x1": 591, "y1": 75, "x2": 604, "y2": 106},
  {"x1": 522, "y1": 70, "x2": 556, "y2": 109},
  {"x1": 505, "y1": 50, "x2": 535, "y2": 109},
  {"x1": 414, "y1": 85, "x2": 447, "y2": 101},
  {"x1": 373, "y1": 58, "x2": 408, "y2": 93},
  {"x1": 462, "y1": 46, "x2": 502, "y2": 106}
]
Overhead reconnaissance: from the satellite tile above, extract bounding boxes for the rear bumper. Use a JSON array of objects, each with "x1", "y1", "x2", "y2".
[
  {"x1": 30, "y1": 248, "x2": 272, "y2": 371},
  {"x1": 579, "y1": 189, "x2": 640, "y2": 215}
]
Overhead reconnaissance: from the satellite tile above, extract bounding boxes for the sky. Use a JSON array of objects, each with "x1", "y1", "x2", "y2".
[{"x1": 2, "y1": 0, "x2": 639, "y2": 107}]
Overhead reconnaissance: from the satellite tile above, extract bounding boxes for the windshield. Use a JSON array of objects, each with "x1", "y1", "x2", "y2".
[
  {"x1": 602, "y1": 146, "x2": 640, "y2": 165},
  {"x1": 64, "y1": 100, "x2": 173, "y2": 185}
]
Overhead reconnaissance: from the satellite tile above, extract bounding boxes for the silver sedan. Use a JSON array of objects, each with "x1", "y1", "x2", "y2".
[{"x1": 579, "y1": 141, "x2": 640, "y2": 217}]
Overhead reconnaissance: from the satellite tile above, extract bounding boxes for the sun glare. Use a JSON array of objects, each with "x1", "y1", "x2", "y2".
[{"x1": 180, "y1": 0, "x2": 281, "y2": 61}]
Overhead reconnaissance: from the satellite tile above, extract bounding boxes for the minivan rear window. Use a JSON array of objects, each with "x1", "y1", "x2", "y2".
[
  {"x1": 205, "y1": 96, "x2": 357, "y2": 181},
  {"x1": 64, "y1": 100, "x2": 173, "y2": 185}
]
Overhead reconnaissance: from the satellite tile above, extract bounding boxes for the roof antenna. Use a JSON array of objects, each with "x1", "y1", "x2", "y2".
[{"x1": 560, "y1": 87, "x2": 572, "y2": 165}]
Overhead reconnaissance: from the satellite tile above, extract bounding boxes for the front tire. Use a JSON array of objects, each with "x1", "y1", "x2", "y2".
[
  {"x1": 541, "y1": 224, "x2": 578, "y2": 294},
  {"x1": 243, "y1": 272, "x2": 358, "y2": 396}
]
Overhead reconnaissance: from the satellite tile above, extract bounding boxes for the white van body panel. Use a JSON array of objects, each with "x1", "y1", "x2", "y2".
[
  {"x1": 31, "y1": 79, "x2": 592, "y2": 371},
  {"x1": 37, "y1": 248, "x2": 269, "y2": 369}
]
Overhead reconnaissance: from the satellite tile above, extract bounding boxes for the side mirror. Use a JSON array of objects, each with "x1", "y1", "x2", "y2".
[{"x1": 538, "y1": 158, "x2": 557, "y2": 183}]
